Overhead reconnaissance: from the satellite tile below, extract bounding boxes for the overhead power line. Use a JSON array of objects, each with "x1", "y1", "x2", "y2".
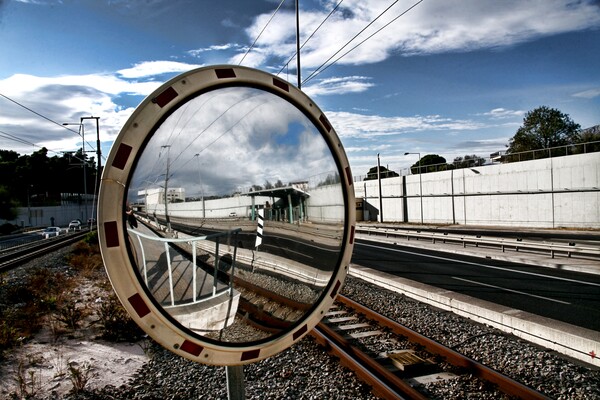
[
  {"x1": 0, "y1": 91, "x2": 97, "y2": 152},
  {"x1": 239, "y1": 0, "x2": 287, "y2": 66},
  {"x1": 303, "y1": 0, "x2": 425, "y2": 86},
  {"x1": 0, "y1": 129, "x2": 78, "y2": 158},
  {"x1": 276, "y1": 0, "x2": 345, "y2": 77}
]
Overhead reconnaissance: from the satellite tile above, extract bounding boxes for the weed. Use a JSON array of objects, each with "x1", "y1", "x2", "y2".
[
  {"x1": 52, "y1": 296, "x2": 89, "y2": 331},
  {"x1": 13, "y1": 359, "x2": 41, "y2": 399},
  {"x1": 95, "y1": 292, "x2": 144, "y2": 341},
  {"x1": 68, "y1": 360, "x2": 96, "y2": 394}
]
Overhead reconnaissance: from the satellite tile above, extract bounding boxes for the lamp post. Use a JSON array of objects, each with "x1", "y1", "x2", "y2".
[
  {"x1": 404, "y1": 152, "x2": 423, "y2": 224},
  {"x1": 63, "y1": 122, "x2": 88, "y2": 222}
]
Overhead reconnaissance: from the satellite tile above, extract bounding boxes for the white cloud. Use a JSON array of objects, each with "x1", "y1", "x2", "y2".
[
  {"x1": 327, "y1": 111, "x2": 484, "y2": 138},
  {"x1": 117, "y1": 61, "x2": 203, "y2": 79},
  {"x1": 303, "y1": 75, "x2": 374, "y2": 96},
  {"x1": 0, "y1": 72, "x2": 149, "y2": 154},
  {"x1": 240, "y1": 0, "x2": 600, "y2": 69},
  {"x1": 479, "y1": 108, "x2": 525, "y2": 119},
  {"x1": 572, "y1": 87, "x2": 600, "y2": 99},
  {"x1": 187, "y1": 44, "x2": 238, "y2": 57}
]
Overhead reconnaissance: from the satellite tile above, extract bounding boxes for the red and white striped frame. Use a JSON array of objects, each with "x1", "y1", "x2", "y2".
[{"x1": 98, "y1": 65, "x2": 356, "y2": 366}]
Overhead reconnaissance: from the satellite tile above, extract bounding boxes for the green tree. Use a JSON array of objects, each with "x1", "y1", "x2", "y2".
[
  {"x1": 452, "y1": 154, "x2": 485, "y2": 169},
  {"x1": 410, "y1": 154, "x2": 447, "y2": 174},
  {"x1": 0, "y1": 185, "x2": 18, "y2": 220},
  {"x1": 364, "y1": 166, "x2": 399, "y2": 181},
  {"x1": 507, "y1": 106, "x2": 580, "y2": 154}
]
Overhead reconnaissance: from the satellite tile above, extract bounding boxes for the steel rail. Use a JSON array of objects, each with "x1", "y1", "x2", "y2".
[
  {"x1": 337, "y1": 294, "x2": 551, "y2": 400},
  {"x1": 0, "y1": 230, "x2": 91, "y2": 272},
  {"x1": 312, "y1": 323, "x2": 427, "y2": 400}
]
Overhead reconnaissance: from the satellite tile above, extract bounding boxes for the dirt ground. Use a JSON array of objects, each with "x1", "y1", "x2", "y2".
[{"x1": 0, "y1": 280, "x2": 148, "y2": 399}]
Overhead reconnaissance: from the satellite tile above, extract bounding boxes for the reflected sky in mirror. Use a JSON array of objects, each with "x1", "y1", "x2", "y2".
[
  {"x1": 129, "y1": 86, "x2": 338, "y2": 199},
  {"x1": 125, "y1": 86, "x2": 346, "y2": 344}
]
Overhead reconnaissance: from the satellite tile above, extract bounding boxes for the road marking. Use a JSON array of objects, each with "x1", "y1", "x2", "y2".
[
  {"x1": 452, "y1": 276, "x2": 571, "y2": 305},
  {"x1": 358, "y1": 241, "x2": 600, "y2": 288}
]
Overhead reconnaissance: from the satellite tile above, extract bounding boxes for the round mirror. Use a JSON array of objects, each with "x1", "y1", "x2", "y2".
[{"x1": 98, "y1": 66, "x2": 355, "y2": 365}]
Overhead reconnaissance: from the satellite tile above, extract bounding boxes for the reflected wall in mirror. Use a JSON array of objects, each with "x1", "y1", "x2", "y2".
[{"x1": 125, "y1": 86, "x2": 346, "y2": 344}]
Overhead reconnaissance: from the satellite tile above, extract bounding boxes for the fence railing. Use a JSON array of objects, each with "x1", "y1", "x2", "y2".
[
  {"x1": 127, "y1": 227, "x2": 241, "y2": 307},
  {"x1": 355, "y1": 226, "x2": 600, "y2": 260},
  {"x1": 353, "y1": 140, "x2": 600, "y2": 181}
]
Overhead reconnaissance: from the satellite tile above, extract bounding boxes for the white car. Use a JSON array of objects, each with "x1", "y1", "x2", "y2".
[
  {"x1": 68, "y1": 219, "x2": 82, "y2": 230},
  {"x1": 41, "y1": 227, "x2": 62, "y2": 239}
]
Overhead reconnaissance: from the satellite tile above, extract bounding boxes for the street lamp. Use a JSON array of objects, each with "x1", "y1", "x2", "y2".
[
  {"x1": 63, "y1": 122, "x2": 88, "y2": 222},
  {"x1": 404, "y1": 152, "x2": 423, "y2": 224}
]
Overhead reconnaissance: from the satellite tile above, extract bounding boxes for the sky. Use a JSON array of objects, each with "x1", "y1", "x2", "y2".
[{"x1": 0, "y1": 0, "x2": 599, "y2": 178}]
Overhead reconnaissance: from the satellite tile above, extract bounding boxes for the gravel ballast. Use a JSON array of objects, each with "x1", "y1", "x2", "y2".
[{"x1": 2, "y1": 244, "x2": 599, "y2": 399}]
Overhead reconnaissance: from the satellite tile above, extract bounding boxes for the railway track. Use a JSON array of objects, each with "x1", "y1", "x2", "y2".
[
  {"x1": 135, "y1": 220, "x2": 554, "y2": 399},
  {"x1": 312, "y1": 295, "x2": 550, "y2": 400},
  {"x1": 229, "y1": 271, "x2": 551, "y2": 398},
  {"x1": 0, "y1": 230, "x2": 91, "y2": 272}
]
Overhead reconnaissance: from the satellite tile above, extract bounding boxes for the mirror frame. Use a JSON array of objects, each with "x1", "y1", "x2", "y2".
[{"x1": 98, "y1": 65, "x2": 355, "y2": 366}]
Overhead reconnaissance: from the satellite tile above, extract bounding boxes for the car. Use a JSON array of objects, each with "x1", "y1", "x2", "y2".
[
  {"x1": 229, "y1": 212, "x2": 237, "y2": 217},
  {"x1": 41, "y1": 226, "x2": 62, "y2": 239},
  {"x1": 68, "y1": 219, "x2": 82, "y2": 230}
]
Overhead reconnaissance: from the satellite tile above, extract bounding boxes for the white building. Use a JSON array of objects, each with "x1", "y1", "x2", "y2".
[{"x1": 138, "y1": 188, "x2": 185, "y2": 204}]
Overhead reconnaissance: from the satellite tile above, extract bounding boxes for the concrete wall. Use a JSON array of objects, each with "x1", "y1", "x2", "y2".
[
  {"x1": 305, "y1": 183, "x2": 345, "y2": 223},
  {"x1": 357, "y1": 152, "x2": 600, "y2": 229},
  {"x1": 6, "y1": 204, "x2": 90, "y2": 228},
  {"x1": 5, "y1": 153, "x2": 597, "y2": 230}
]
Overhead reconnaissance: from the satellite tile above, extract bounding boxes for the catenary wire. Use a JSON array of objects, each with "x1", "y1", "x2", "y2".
[
  {"x1": 0, "y1": 129, "x2": 86, "y2": 161},
  {"x1": 303, "y1": 0, "x2": 424, "y2": 85},
  {"x1": 302, "y1": 0, "x2": 424, "y2": 86},
  {"x1": 0, "y1": 92, "x2": 97, "y2": 152},
  {"x1": 238, "y1": 0, "x2": 287, "y2": 66},
  {"x1": 276, "y1": 0, "x2": 345, "y2": 77}
]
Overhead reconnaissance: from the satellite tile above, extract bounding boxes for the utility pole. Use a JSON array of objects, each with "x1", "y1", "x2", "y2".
[
  {"x1": 161, "y1": 145, "x2": 171, "y2": 232},
  {"x1": 81, "y1": 116, "x2": 100, "y2": 229},
  {"x1": 296, "y1": 0, "x2": 301, "y2": 89},
  {"x1": 377, "y1": 153, "x2": 383, "y2": 223}
]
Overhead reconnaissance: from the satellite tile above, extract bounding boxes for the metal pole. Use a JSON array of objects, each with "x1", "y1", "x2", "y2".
[
  {"x1": 226, "y1": 365, "x2": 245, "y2": 400},
  {"x1": 81, "y1": 124, "x2": 88, "y2": 222},
  {"x1": 377, "y1": 153, "x2": 383, "y2": 222},
  {"x1": 295, "y1": 0, "x2": 301, "y2": 89},
  {"x1": 161, "y1": 145, "x2": 171, "y2": 232},
  {"x1": 81, "y1": 116, "x2": 100, "y2": 229},
  {"x1": 418, "y1": 152, "x2": 423, "y2": 224}
]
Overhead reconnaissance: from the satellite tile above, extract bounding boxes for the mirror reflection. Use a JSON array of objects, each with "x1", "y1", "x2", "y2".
[{"x1": 126, "y1": 86, "x2": 345, "y2": 344}]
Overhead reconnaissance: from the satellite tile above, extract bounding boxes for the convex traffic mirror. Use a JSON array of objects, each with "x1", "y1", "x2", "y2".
[{"x1": 98, "y1": 65, "x2": 355, "y2": 366}]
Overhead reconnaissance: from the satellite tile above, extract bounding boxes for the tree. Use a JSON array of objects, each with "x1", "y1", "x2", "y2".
[
  {"x1": 507, "y1": 106, "x2": 580, "y2": 154},
  {"x1": 0, "y1": 185, "x2": 18, "y2": 220},
  {"x1": 364, "y1": 166, "x2": 399, "y2": 181},
  {"x1": 410, "y1": 154, "x2": 446, "y2": 174},
  {"x1": 452, "y1": 154, "x2": 485, "y2": 169}
]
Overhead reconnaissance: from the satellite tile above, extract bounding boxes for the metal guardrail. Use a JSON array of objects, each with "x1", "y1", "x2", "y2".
[
  {"x1": 355, "y1": 226, "x2": 600, "y2": 260},
  {"x1": 126, "y1": 227, "x2": 241, "y2": 307}
]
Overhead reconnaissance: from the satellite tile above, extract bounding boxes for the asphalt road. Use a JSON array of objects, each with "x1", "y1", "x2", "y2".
[{"x1": 352, "y1": 239, "x2": 600, "y2": 332}]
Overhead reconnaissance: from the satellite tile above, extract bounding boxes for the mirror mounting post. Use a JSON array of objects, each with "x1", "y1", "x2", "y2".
[{"x1": 226, "y1": 365, "x2": 245, "y2": 400}]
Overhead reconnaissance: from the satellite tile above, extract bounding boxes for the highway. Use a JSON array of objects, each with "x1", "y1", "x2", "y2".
[{"x1": 352, "y1": 239, "x2": 600, "y2": 332}]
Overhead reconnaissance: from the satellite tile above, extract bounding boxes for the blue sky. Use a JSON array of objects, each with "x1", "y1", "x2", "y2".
[{"x1": 0, "y1": 0, "x2": 598, "y2": 177}]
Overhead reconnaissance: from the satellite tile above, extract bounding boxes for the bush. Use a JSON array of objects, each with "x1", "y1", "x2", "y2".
[
  {"x1": 95, "y1": 293, "x2": 144, "y2": 342},
  {"x1": 0, "y1": 223, "x2": 17, "y2": 235}
]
